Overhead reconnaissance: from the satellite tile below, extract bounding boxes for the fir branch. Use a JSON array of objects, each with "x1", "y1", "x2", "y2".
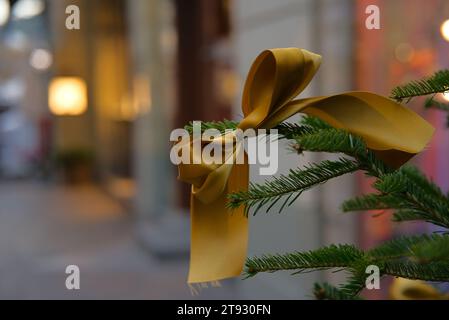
[
  {"x1": 275, "y1": 122, "x2": 317, "y2": 140},
  {"x1": 277, "y1": 116, "x2": 331, "y2": 140},
  {"x1": 245, "y1": 234, "x2": 449, "y2": 298},
  {"x1": 244, "y1": 244, "x2": 364, "y2": 278},
  {"x1": 294, "y1": 128, "x2": 391, "y2": 177},
  {"x1": 425, "y1": 96, "x2": 449, "y2": 112},
  {"x1": 411, "y1": 235, "x2": 449, "y2": 263},
  {"x1": 395, "y1": 180, "x2": 449, "y2": 229},
  {"x1": 314, "y1": 283, "x2": 362, "y2": 300},
  {"x1": 341, "y1": 194, "x2": 405, "y2": 212},
  {"x1": 344, "y1": 166, "x2": 449, "y2": 229},
  {"x1": 424, "y1": 95, "x2": 449, "y2": 127},
  {"x1": 391, "y1": 204, "x2": 449, "y2": 229},
  {"x1": 229, "y1": 126, "x2": 392, "y2": 216},
  {"x1": 400, "y1": 166, "x2": 446, "y2": 200},
  {"x1": 384, "y1": 261, "x2": 449, "y2": 282},
  {"x1": 367, "y1": 234, "x2": 449, "y2": 262},
  {"x1": 294, "y1": 128, "x2": 367, "y2": 157},
  {"x1": 390, "y1": 69, "x2": 449, "y2": 102},
  {"x1": 338, "y1": 269, "x2": 370, "y2": 298},
  {"x1": 184, "y1": 119, "x2": 238, "y2": 134},
  {"x1": 392, "y1": 209, "x2": 431, "y2": 223},
  {"x1": 183, "y1": 115, "x2": 330, "y2": 138},
  {"x1": 299, "y1": 115, "x2": 333, "y2": 130},
  {"x1": 373, "y1": 172, "x2": 408, "y2": 194},
  {"x1": 227, "y1": 158, "x2": 360, "y2": 216}
]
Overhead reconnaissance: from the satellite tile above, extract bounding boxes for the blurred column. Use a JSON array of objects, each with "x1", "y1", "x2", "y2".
[{"x1": 127, "y1": 0, "x2": 186, "y2": 255}]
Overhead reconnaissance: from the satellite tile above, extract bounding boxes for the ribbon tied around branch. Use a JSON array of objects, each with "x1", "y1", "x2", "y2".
[{"x1": 176, "y1": 48, "x2": 434, "y2": 284}]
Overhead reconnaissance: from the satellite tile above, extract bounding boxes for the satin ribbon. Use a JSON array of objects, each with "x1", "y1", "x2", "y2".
[
  {"x1": 177, "y1": 48, "x2": 434, "y2": 284},
  {"x1": 390, "y1": 278, "x2": 449, "y2": 300}
]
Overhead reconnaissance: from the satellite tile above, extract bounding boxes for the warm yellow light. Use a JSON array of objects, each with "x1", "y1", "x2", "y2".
[
  {"x1": 441, "y1": 19, "x2": 449, "y2": 42},
  {"x1": 48, "y1": 77, "x2": 87, "y2": 116}
]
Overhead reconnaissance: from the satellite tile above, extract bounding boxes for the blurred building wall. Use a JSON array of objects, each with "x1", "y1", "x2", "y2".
[{"x1": 126, "y1": 0, "x2": 188, "y2": 256}]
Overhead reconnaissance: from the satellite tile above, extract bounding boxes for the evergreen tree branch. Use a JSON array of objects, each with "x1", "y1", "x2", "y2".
[
  {"x1": 341, "y1": 194, "x2": 405, "y2": 212},
  {"x1": 425, "y1": 96, "x2": 449, "y2": 112},
  {"x1": 227, "y1": 158, "x2": 360, "y2": 216},
  {"x1": 399, "y1": 166, "x2": 446, "y2": 199},
  {"x1": 314, "y1": 282, "x2": 363, "y2": 300},
  {"x1": 408, "y1": 235, "x2": 449, "y2": 263},
  {"x1": 344, "y1": 166, "x2": 449, "y2": 229},
  {"x1": 384, "y1": 261, "x2": 449, "y2": 282},
  {"x1": 294, "y1": 129, "x2": 392, "y2": 177},
  {"x1": 229, "y1": 126, "x2": 391, "y2": 216},
  {"x1": 244, "y1": 245, "x2": 364, "y2": 278},
  {"x1": 183, "y1": 116, "x2": 328, "y2": 138},
  {"x1": 294, "y1": 128, "x2": 367, "y2": 157},
  {"x1": 368, "y1": 234, "x2": 449, "y2": 262},
  {"x1": 299, "y1": 115, "x2": 333, "y2": 130},
  {"x1": 424, "y1": 98, "x2": 449, "y2": 127},
  {"x1": 245, "y1": 234, "x2": 449, "y2": 297},
  {"x1": 390, "y1": 69, "x2": 449, "y2": 102},
  {"x1": 184, "y1": 119, "x2": 238, "y2": 134},
  {"x1": 338, "y1": 269, "x2": 370, "y2": 298}
]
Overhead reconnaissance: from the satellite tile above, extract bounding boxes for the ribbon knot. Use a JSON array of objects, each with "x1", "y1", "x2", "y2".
[{"x1": 177, "y1": 48, "x2": 434, "y2": 284}]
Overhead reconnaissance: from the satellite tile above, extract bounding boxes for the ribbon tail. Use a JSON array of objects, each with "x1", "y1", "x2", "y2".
[
  {"x1": 188, "y1": 160, "x2": 249, "y2": 284},
  {"x1": 390, "y1": 278, "x2": 448, "y2": 300}
]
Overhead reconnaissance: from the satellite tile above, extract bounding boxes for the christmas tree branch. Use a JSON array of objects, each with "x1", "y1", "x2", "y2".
[
  {"x1": 184, "y1": 116, "x2": 328, "y2": 139},
  {"x1": 384, "y1": 261, "x2": 449, "y2": 282},
  {"x1": 184, "y1": 119, "x2": 238, "y2": 134},
  {"x1": 343, "y1": 166, "x2": 449, "y2": 229},
  {"x1": 368, "y1": 234, "x2": 449, "y2": 263},
  {"x1": 314, "y1": 282, "x2": 363, "y2": 300},
  {"x1": 244, "y1": 244, "x2": 364, "y2": 278},
  {"x1": 390, "y1": 69, "x2": 449, "y2": 102},
  {"x1": 228, "y1": 118, "x2": 392, "y2": 217},
  {"x1": 245, "y1": 234, "x2": 449, "y2": 297},
  {"x1": 227, "y1": 158, "x2": 360, "y2": 216}
]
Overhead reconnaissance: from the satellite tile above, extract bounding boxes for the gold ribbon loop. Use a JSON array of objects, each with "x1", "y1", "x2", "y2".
[{"x1": 177, "y1": 48, "x2": 434, "y2": 284}]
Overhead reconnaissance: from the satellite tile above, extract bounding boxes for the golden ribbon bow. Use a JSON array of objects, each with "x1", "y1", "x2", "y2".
[{"x1": 177, "y1": 48, "x2": 434, "y2": 284}]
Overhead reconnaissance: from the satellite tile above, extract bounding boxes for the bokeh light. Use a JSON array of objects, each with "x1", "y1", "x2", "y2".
[
  {"x1": 440, "y1": 19, "x2": 449, "y2": 42},
  {"x1": 29, "y1": 49, "x2": 53, "y2": 71},
  {"x1": 48, "y1": 77, "x2": 88, "y2": 116},
  {"x1": 12, "y1": 0, "x2": 45, "y2": 20}
]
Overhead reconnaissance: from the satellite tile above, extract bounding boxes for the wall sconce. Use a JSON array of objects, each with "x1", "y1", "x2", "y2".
[{"x1": 48, "y1": 77, "x2": 87, "y2": 116}]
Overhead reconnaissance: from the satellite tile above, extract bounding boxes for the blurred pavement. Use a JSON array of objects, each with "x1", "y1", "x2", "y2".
[{"x1": 0, "y1": 181, "x2": 239, "y2": 299}]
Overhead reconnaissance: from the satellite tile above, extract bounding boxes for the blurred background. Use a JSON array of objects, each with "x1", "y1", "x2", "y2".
[{"x1": 0, "y1": 0, "x2": 448, "y2": 299}]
